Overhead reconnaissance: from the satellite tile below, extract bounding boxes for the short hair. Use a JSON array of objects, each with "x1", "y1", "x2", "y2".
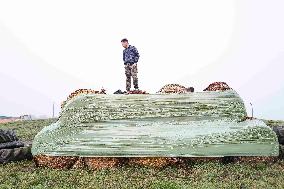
[{"x1": 121, "y1": 38, "x2": 128, "y2": 43}]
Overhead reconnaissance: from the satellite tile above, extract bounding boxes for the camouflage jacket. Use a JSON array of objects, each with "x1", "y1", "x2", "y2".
[{"x1": 123, "y1": 45, "x2": 140, "y2": 64}]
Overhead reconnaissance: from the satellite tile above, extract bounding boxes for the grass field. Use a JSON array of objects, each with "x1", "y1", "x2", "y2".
[{"x1": 0, "y1": 118, "x2": 284, "y2": 189}]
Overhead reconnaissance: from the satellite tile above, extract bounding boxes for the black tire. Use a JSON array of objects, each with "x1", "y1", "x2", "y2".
[
  {"x1": 0, "y1": 146, "x2": 32, "y2": 164},
  {"x1": 0, "y1": 129, "x2": 18, "y2": 143},
  {"x1": 272, "y1": 126, "x2": 284, "y2": 145},
  {"x1": 221, "y1": 156, "x2": 239, "y2": 164},
  {"x1": 279, "y1": 144, "x2": 284, "y2": 159},
  {"x1": 0, "y1": 141, "x2": 24, "y2": 150}
]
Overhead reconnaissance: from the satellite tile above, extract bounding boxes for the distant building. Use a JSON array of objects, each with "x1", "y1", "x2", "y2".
[{"x1": 19, "y1": 114, "x2": 32, "y2": 120}]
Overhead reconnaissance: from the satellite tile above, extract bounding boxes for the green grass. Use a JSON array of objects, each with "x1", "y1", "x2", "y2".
[
  {"x1": 0, "y1": 118, "x2": 284, "y2": 189},
  {"x1": 0, "y1": 118, "x2": 57, "y2": 141},
  {"x1": 263, "y1": 119, "x2": 284, "y2": 127}
]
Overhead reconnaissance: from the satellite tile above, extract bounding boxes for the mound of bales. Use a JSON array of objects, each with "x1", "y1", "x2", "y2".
[
  {"x1": 128, "y1": 157, "x2": 179, "y2": 168},
  {"x1": 157, "y1": 84, "x2": 194, "y2": 93},
  {"x1": 31, "y1": 82, "x2": 279, "y2": 169},
  {"x1": 33, "y1": 154, "x2": 78, "y2": 169},
  {"x1": 61, "y1": 88, "x2": 106, "y2": 109},
  {"x1": 33, "y1": 155, "x2": 178, "y2": 169},
  {"x1": 203, "y1": 82, "x2": 232, "y2": 91},
  {"x1": 0, "y1": 129, "x2": 32, "y2": 164}
]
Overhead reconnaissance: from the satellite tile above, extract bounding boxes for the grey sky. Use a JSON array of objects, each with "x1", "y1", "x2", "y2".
[{"x1": 0, "y1": 0, "x2": 283, "y2": 120}]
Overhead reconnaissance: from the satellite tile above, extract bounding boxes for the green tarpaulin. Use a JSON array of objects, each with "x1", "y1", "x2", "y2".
[{"x1": 32, "y1": 90, "x2": 279, "y2": 157}]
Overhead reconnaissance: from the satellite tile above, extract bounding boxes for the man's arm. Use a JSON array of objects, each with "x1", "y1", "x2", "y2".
[
  {"x1": 123, "y1": 50, "x2": 125, "y2": 63},
  {"x1": 132, "y1": 46, "x2": 140, "y2": 63}
]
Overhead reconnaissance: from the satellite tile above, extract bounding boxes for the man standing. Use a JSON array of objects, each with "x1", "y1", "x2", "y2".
[{"x1": 121, "y1": 38, "x2": 140, "y2": 92}]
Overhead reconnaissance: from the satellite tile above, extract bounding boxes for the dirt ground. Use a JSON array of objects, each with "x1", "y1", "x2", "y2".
[{"x1": 0, "y1": 118, "x2": 20, "y2": 124}]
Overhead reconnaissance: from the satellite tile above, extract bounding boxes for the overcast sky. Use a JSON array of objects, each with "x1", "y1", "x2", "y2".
[{"x1": 0, "y1": 0, "x2": 283, "y2": 120}]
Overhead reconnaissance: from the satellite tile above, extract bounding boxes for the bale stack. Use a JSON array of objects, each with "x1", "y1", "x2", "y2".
[
  {"x1": 157, "y1": 84, "x2": 194, "y2": 94},
  {"x1": 128, "y1": 157, "x2": 178, "y2": 168},
  {"x1": 203, "y1": 82, "x2": 232, "y2": 91},
  {"x1": 34, "y1": 155, "x2": 126, "y2": 169},
  {"x1": 33, "y1": 155, "x2": 179, "y2": 169},
  {"x1": 32, "y1": 82, "x2": 279, "y2": 169},
  {"x1": 131, "y1": 84, "x2": 194, "y2": 167},
  {"x1": 84, "y1": 157, "x2": 123, "y2": 169},
  {"x1": 61, "y1": 88, "x2": 106, "y2": 109},
  {"x1": 33, "y1": 155, "x2": 78, "y2": 169}
]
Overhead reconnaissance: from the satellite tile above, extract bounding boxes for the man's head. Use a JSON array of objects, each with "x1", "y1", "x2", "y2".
[{"x1": 121, "y1": 38, "x2": 129, "y2": 48}]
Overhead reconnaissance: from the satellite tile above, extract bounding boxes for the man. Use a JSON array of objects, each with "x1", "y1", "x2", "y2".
[{"x1": 121, "y1": 38, "x2": 140, "y2": 91}]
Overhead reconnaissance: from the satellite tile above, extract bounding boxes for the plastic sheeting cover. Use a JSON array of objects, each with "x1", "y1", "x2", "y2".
[{"x1": 32, "y1": 90, "x2": 279, "y2": 157}]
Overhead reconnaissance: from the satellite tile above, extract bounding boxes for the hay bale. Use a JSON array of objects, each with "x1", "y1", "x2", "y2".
[
  {"x1": 235, "y1": 156, "x2": 278, "y2": 163},
  {"x1": 61, "y1": 88, "x2": 106, "y2": 109},
  {"x1": 157, "y1": 84, "x2": 194, "y2": 94},
  {"x1": 128, "y1": 157, "x2": 177, "y2": 168},
  {"x1": 179, "y1": 157, "x2": 221, "y2": 165},
  {"x1": 203, "y1": 82, "x2": 232, "y2": 91},
  {"x1": 71, "y1": 157, "x2": 85, "y2": 169},
  {"x1": 33, "y1": 155, "x2": 78, "y2": 169},
  {"x1": 84, "y1": 157, "x2": 121, "y2": 169}
]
